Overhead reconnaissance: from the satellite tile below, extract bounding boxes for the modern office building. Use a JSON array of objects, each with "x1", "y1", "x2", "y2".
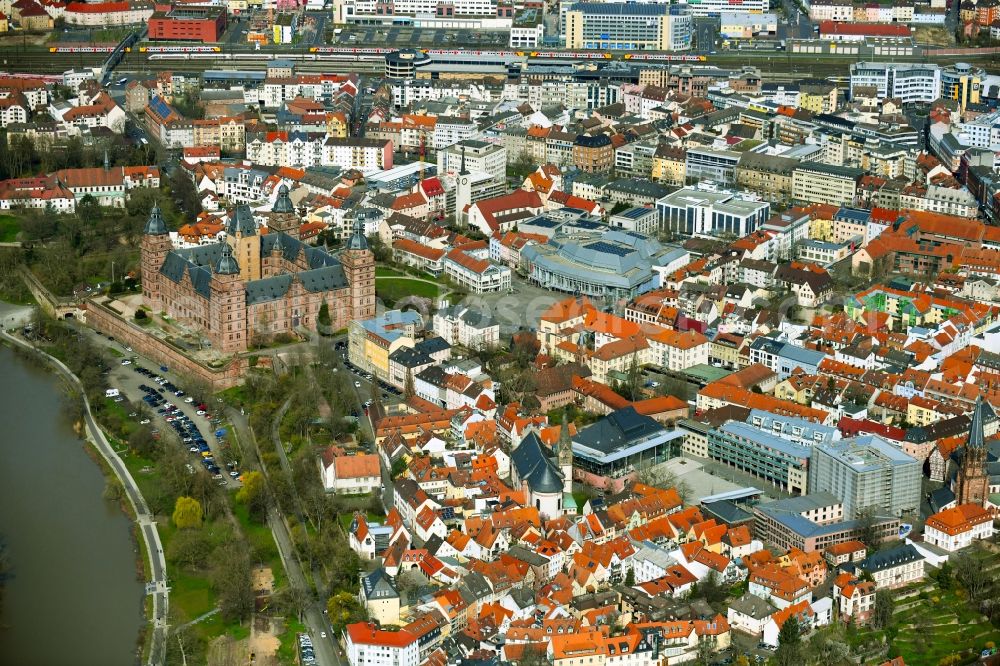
[
  {"x1": 807, "y1": 436, "x2": 920, "y2": 518},
  {"x1": 437, "y1": 139, "x2": 507, "y2": 183},
  {"x1": 564, "y1": 3, "x2": 692, "y2": 51},
  {"x1": 792, "y1": 162, "x2": 863, "y2": 207},
  {"x1": 656, "y1": 186, "x2": 771, "y2": 238},
  {"x1": 753, "y1": 493, "x2": 901, "y2": 553},
  {"x1": 849, "y1": 62, "x2": 941, "y2": 104},
  {"x1": 941, "y1": 62, "x2": 984, "y2": 112},
  {"x1": 708, "y1": 421, "x2": 813, "y2": 494},
  {"x1": 685, "y1": 147, "x2": 742, "y2": 185}
]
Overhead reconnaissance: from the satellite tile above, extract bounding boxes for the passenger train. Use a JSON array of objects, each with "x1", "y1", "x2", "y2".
[{"x1": 86, "y1": 43, "x2": 709, "y2": 62}]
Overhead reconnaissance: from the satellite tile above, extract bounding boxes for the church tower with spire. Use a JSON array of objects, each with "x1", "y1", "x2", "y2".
[
  {"x1": 556, "y1": 409, "x2": 576, "y2": 513},
  {"x1": 340, "y1": 218, "x2": 376, "y2": 321},
  {"x1": 956, "y1": 396, "x2": 991, "y2": 507},
  {"x1": 140, "y1": 202, "x2": 172, "y2": 312}
]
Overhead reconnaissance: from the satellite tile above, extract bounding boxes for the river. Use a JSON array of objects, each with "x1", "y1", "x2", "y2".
[{"x1": 0, "y1": 345, "x2": 143, "y2": 666}]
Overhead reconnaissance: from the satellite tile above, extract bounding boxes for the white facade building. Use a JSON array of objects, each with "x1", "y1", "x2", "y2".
[
  {"x1": 849, "y1": 62, "x2": 941, "y2": 104},
  {"x1": 345, "y1": 623, "x2": 420, "y2": 666},
  {"x1": 922, "y1": 504, "x2": 996, "y2": 552}
]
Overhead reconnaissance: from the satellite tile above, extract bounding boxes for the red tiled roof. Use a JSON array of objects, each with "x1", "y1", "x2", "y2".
[
  {"x1": 345, "y1": 623, "x2": 417, "y2": 648},
  {"x1": 394, "y1": 238, "x2": 446, "y2": 261},
  {"x1": 819, "y1": 20, "x2": 910, "y2": 36}
]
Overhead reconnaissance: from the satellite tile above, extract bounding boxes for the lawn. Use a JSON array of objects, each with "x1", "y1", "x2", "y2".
[
  {"x1": 0, "y1": 214, "x2": 20, "y2": 243},
  {"x1": 171, "y1": 570, "x2": 216, "y2": 621},
  {"x1": 276, "y1": 618, "x2": 307, "y2": 664},
  {"x1": 375, "y1": 277, "x2": 440, "y2": 307},
  {"x1": 338, "y1": 509, "x2": 386, "y2": 531},
  {"x1": 218, "y1": 385, "x2": 249, "y2": 408},
  {"x1": 375, "y1": 266, "x2": 406, "y2": 278}
]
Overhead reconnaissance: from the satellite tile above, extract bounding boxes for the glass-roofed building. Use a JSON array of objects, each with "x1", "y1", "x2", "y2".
[
  {"x1": 521, "y1": 228, "x2": 688, "y2": 299},
  {"x1": 572, "y1": 407, "x2": 685, "y2": 492}
]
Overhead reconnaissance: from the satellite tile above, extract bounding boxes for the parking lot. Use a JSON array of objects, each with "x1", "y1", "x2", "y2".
[
  {"x1": 332, "y1": 25, "x2": 510, "y2": 48},
  {"x1": 299, "y1": 632, "x2": 317, "y2": 665},
  {"x1": 94, "y1": 332, "x2": 242, "y2": 490},
  {"x1": 461, "y1": 274, "x2": 562, "y2": 335}
]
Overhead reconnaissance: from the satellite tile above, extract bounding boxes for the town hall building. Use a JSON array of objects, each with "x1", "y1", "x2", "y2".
[{"x1": 140, "y1": 184, "x2": 375, "y2": 353}]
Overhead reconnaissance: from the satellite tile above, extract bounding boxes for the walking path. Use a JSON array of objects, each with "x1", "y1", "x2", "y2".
[
  {"x1": 227, "y1": 407, "x2": 346, "y2": 666},
  {"x1": 0, "y1": 329, "x2": 169, "y2": 666}
]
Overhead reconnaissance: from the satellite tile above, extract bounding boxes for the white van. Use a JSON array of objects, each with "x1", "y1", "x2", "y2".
[{"x1": 105, "y1": 389, "x2": 120, "y2": 398}]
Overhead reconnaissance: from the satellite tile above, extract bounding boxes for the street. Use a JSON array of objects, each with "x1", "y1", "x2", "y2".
[{"x1": 227, "y1": 407, "x2": 347, "y2": 666}]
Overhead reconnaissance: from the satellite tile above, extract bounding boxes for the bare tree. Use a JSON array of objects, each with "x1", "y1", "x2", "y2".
[{"x1": 954, "y1": 553, "x2": 989, "y2": 600}]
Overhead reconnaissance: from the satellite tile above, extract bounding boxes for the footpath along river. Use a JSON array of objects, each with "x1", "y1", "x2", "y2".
[{"x1": 0, "y1": 344, "x2": 143, "y2": 666}]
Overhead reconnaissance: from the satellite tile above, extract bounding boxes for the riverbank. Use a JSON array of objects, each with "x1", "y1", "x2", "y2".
[{"x1": 0, "y1": 329, "x2": 168, "y2": 666}]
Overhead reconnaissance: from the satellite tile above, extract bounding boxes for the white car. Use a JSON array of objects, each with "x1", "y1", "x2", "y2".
[
  {"x1": 184, "y1": 397, "x2": 194, "y2": 403},
  {"x1": 140, "y1": 419, "x2": 150, "y2": 425},
  {"x1": 121, "y1": 359, "x2": 132, "y2": 365},
  {"x1": 354, "y1": 381, "x2": 361, "y2": 388},
  {"x1": 196, "y1": 410, "x2": 206, "y2": 416}
]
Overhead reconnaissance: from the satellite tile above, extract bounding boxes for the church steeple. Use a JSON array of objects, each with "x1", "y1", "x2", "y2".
[
  {"x1": 557, "y1": 408, "x2": 574, "y2": 502},
  {"x1": 956, "y1": 395, "x2": 991, "y2": 507},
  {"x1": 969, "y1": 395, "x2": 988, "y2": 450}
]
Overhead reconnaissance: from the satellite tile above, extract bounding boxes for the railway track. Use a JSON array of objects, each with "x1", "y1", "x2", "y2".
[{"x1": 2, "y1": 42, "x2": 999, "y2": 78}]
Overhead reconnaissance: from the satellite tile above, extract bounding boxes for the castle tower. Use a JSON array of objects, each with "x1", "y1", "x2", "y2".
[
  {"x1": 226, "y1": 204, "x2": 261, "y2": 281},
  {"x1": 956, "y1": 396, "x2": 991, "y2": 507},
  {"x1": 208, "y1": 244, "x2": 247, "y2": 354},
  {"x1": 140, "y1": 202, "x2": 172, "y2": 313},
  {"x1": 269, "y1": 184, "x2": 300, "y2": 240},
  {"x1": 341, "y1": 218, "x2": 376, "y2": 322},
  {"x1": 264, "y1": 232, "x2": 285, "y2": 278}
]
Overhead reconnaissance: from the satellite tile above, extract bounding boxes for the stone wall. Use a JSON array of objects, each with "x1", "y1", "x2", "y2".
[
  {"x1": 19, "y1": 266, "x2": 77, "y2": 318},
  {"x1": 86, "y1": 299, "x2": 248, "y2": 390}
]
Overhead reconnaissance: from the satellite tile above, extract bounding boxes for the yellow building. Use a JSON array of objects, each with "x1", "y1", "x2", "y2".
[
  {"x1": 652, "y1": 145, "x2": 686, "y2": 186},
  {"x1": 799, "y1": 83, "x2": 838, "y2": 114},
  {"x1": 906, "y1": 398, "x2": 943, "y2": 427},
  {"x1": 348, "y1": 311, "x2": 417, "y2": 383},
  {"x1": 773, "y1": 376, "x2": 813, "y2": 405},
  {"x1": 327, "y1": 111, "x2": 349, "y2": 138},
  {"x1": 708, "y1": 337, "x2": 741, "y2": 370},
  {"x1": 735, "y1": 152, "x2": 797, "y2": 202},
  {"x1": 809, "y1": 215, "x2": 834, "y2": 242}
]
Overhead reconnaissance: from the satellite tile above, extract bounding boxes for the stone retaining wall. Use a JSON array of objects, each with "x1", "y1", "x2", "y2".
[{"x1": 86, "y1": 300, "x2": 247, "y2": 390}]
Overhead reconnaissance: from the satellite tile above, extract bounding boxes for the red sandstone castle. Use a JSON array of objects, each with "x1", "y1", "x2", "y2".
[{"x1": 140, "y1": 185, "x2": 375, "y2": 353}]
